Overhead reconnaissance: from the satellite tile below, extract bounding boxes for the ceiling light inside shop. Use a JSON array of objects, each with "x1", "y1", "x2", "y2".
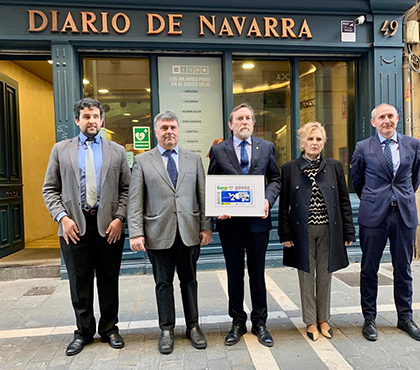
[
  {"x1": 123, "y1": 113, "x2": 131, "y2": 116},
  {"x1": 47, "y1": 60, "x2": 53, "y2": 64},
  {"x1": 242, "y1": 62, "x2": 255, "y2": 69},
  {"x1": 132, "y1": 119, "x2": 139, "y2": 123},
  {"x1": 98, "y1": 88, "x2": 109, "y2": 94},
  {"x1": 145, "y1": 88, "x2": 151, "y2": 92},
  {"x1": 82, "y1": 79, "x2": 90, "y2": 85}
]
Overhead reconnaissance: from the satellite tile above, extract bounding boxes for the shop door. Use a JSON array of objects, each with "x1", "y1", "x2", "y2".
[{"x1": 0, "y1": 72, "x2": 24, "y2": 258}]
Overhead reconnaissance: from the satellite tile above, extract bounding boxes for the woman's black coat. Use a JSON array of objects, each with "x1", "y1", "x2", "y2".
[{"x1": 278, "y1": 155, "x2": 356, "y2": 273}]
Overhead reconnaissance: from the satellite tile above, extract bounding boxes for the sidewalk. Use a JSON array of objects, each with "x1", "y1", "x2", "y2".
[{"x1": 1, "y1": 262, "x2": 420, "y2": 370}]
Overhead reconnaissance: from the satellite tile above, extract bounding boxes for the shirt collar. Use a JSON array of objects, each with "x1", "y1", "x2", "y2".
[
  {"x1": 79, "y1": 132, "x2": 101, "y2": 145},
  {"x1": 378, "y1": 132, "x2": 398, "y2": 144},
  {"x1": 233, "y1": 135, "x2": 252, "y2": 147},
  {"x1": 157, "y1": 144, "x2": 179, "y2": 155}
]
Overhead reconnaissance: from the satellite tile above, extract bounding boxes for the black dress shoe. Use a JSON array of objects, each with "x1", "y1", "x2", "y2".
[
  {"x1": 186, "y1": 325, "x2": 207, "y2": 349},
  {"x1": 225, "y1": 325, "x2": 247, "y2": 346},
  {"x1": 251, "y1": 325, "x2": 273, "y2": 347},
  {"x1": 397, "y1": 319, "x2": 420, "y2": 341},
  {"x1": 159, "y1": 330, "x2": 174, "y2": 354},
  {"x1": 65, "y1": 337, "x2": 93, "y2": 356},
  {"x1": 101, "y1": 332, "x2": 125, "y2": 349},
  {"x1": 362, "y1": 318, "x2": 378, "y2": 341}
]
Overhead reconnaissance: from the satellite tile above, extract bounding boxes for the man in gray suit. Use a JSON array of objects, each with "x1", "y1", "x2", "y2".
[
  {"x1": 128, "y1": 110, "x2": 212, "y2": 354},
  {"x1": 43, "y1": 98, "x2": 130, "y2": 356}
]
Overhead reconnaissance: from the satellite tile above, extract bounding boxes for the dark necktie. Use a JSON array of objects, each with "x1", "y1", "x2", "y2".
[
  {"x1": 383, "y1": 139, "x2": 396, "y2": 201},
  {"x1": 163, "y1": 150, "x2": 178, "y2": 187},
  {"x1": 240, "y1": 141, "x2": 249, "y2": 175}
]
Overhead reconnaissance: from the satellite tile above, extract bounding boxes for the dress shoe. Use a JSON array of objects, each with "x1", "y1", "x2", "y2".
[
  {"x1": 101, "y1": 332, "x2": 125, "y2": 349},
  {"x1": 65, "y1": 337, "x2": 93, "y2": 356},
  {"x1": 307, "y1": 324, "x2": 319, "y2": 341},
  {"x1": 186, "y1": 325, "x2": 207, "y2": 349},
  {"x1": 397, "y1": 319, "x2": 420, "y2": 341},
  {"x1": 362, "y1": 318, "x2": 378, "y2": 341},
  {"x1": 318, "y1": 321, "x2": 333, "y2": 339},
  {"x1": 225, "y1": 325, "x2": 247, "y2": 346},
  {"x1": 159, "y1": 330, "x2": 174, "y2": 354},
  {"x1": 251, "y1": 325, "x2": 274, "y2": 347}
]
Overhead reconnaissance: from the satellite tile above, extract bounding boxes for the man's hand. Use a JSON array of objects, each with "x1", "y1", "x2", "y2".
[
  {"x1": 262, "y1": 199, "x2": 270, "y2": 219},
  {"x1": 61, "y1": 216, "x2": 80, "y2": 245},
  {"x1": 130, "y1": 236, "x2": 146, "y2": 252},
  {"x1": 283, "y1": 241, "x2": 294, "y2": 248},
  {"x1": 105, "y1": 218, "x2": 123, "y2": 244},
  {"x1": 200, "y1": 230, "x2": 212, "y2": 246},
  {"x1": 217, "y1": 214, "x2": 231, "y2": 220}
]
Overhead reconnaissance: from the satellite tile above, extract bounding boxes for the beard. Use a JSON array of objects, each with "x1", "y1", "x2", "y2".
[{"x1": 235, "y1": 127, "x2": 253, "y2": 140}]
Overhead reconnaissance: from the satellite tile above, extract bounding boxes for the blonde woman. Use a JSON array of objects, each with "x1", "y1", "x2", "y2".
[{"x1": 278, "y1": 122, "x2": 355, "y2": 340}]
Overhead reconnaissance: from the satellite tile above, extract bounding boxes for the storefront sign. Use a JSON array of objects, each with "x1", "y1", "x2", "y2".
[
  {"x1": 341, "y1": 20, "x2": 356, "y2": 42},
  {"x1": 158, "y1": 57, "x2": 223, "y2": 169}
]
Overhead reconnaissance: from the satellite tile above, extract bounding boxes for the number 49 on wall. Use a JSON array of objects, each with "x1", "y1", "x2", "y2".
[{"x1": 381, "y1": 20, "x2": 399, "y2": 37}]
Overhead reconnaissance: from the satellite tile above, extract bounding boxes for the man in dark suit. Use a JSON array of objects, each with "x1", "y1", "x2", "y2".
[
  {"x1": 128, "y1": 110, "x2": 212, "y2": 354},
  {"x1": 43, "y1": 98, "x2": 131, "y2": 355},
  {"x1": 208, "y1": 103, "x2": 281, "y2": 347},
  {"x1": 351, "y1": 103, "x2": 420, "y2": 341}
]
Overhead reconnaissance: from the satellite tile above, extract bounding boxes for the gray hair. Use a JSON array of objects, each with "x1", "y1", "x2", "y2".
[
  {"x1": 297, "y1": 121, "x2": 327, "y2": 152},
  {"x1": 153, "y1": 110, "x2": 179, "y2": 129},
  {"x1": 229, "y1": 103, "x2": 256, "y2": 123},
  {"x1": 371, "y1": 103, "x2": 398, "y2": 120}
]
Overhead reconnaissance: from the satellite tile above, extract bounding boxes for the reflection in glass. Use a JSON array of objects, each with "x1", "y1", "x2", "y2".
[
  {"x1": 233, "y1": 59, "x2": 291, "y2": 167},
  {"x1": 299, "y1": 61, "x2": 355, "y2": 178},
  {"x1": 82, "y1": 58, "x2": 151, "y2": 157}
]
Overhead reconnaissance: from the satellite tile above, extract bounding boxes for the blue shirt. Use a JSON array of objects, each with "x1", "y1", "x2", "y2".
[
  {"x1": 378, "y1": 132, "x2": 400, "y2": 176},
  {"x1": 56, "y1": 133, "x2": 103, "y2": 222},
  {"x1": 157, "y1": 144, "x2": 180, "y2": 171},
  {"x1": 233, "y1": 135, "x2": 252, "y2": 171}
]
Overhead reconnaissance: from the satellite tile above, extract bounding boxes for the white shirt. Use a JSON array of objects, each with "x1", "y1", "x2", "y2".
[{"x1": 233, "y1": 135, "x2": 252, "y2": 171}]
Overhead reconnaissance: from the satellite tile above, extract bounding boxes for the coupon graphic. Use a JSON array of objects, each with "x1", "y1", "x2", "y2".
[{"x1": 216, "y1": 185, "x2": 254, "y2": 206}]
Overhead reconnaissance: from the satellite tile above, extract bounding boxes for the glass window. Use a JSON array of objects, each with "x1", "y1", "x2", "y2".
[
  {"x1": 299, "y1": 61, "x2": 355, "y2": 178},
  {"x1": 232, "y1": 59, "x2": 291, "y2": 167},
  {"x1": 82, "y1": 57, "x2": 151, "y2": 156}
]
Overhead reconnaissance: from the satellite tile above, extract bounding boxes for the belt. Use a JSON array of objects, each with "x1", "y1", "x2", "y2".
[
  {"x1": 83, "y1": 208, "x2": 98, "y2": 215},
  {"x1": 390, "y1": 200, "x2": 398, "y2": 207}
]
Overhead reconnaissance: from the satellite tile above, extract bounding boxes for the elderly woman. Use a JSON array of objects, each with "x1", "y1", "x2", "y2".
[{"x1": 278, "y1": 121, "x2": 355, "y2": 341}]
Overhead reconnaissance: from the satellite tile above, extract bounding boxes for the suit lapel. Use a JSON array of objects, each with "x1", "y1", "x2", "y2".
[
  {"x1": 394, "y1": 133, "x2": 405, "y2": 180},
  {"x1": 249, "y1": 136, "x2": 259, "y2": 174},
  {"x1": 70, "y1": 138, "x2": 80, "y2": 186},
  {"x1": 372, "y1": 134, "x2": 393, "y2": 180},
  {"x1": 149, "y1": 147, "x2": 175, "y2": 191},
  {"x1": 224, "y1": 137, "x2": 242, "y2": 174},
  {"x1": 101, "y1": 138, "x2": 111, "y2": 189},
  {"x1": 177, "y1": 148, "x2": 189, "y2": 188}
]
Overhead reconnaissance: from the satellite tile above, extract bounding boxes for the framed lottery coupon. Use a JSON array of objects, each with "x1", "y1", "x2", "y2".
[{"x1": 205, "y1": 175, "x2": 265, "y2": 217}]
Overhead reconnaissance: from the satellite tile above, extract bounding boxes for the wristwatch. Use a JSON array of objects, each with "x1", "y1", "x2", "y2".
[{"x1": 115, "y1": 214, "x2": 126, "y2": 223}]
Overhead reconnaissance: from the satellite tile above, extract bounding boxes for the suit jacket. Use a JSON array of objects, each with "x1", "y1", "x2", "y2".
[
  {"x1": 278, "y1": 155, "x2": 355, "y2": 273},
  {"x1": 127, "y1": 146, "x2": 212, "y2": 250},
  {"x1": 42, "y1": 136, "x2": 131, "y2": 237},
  {"x1": 351, "y1": 133, "x2": 420, "y2": 228},
  {"x1": 208, "y1": 136, "x2": 281, "y2": 233}
]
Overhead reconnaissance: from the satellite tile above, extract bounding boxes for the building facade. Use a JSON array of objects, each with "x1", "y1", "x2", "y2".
[{"x1": 0, "y1": 0, "x2": 415, "y2": 275}]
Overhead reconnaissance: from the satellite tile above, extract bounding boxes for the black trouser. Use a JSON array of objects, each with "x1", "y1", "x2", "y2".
[
  {"x1": 360, "y1": 205, "x2": 415, "y2": 320},
  {"x1": 218, "y1": 221, "x2": 269, "y2": 327},
  {"x1": 60, "y1": 213, "x2": 124, "y2": 339},
  {"x1": 147, "y1": 233, "x2": 201, "y2": 331}
]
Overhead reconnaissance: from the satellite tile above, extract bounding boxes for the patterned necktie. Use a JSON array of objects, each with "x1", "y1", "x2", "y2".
[
  {"x1": 383, "y1": 139, "x2": 396, "y2": 201},
  {"x1": 85, "y1": 140, "x2": 97, "y2": 209},
  {"x1": 163, "y1": 150, "x2": 178, "y2": 187},
  {"x1": 383, "y1": 139, "x2": 394, "y2": 177},
  {"x1": 240, "y1": 141, "x2": 249, "y2": 175}
]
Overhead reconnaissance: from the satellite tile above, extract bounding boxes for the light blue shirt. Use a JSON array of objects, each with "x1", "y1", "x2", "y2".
[
  {"x1": 378, "y1": 132, "x2": 400, "y2": 176},
  {"x1": 56, "y1": 132, "x2": 103, "y2": 222},
  {"x1": 233, "y1": 135, "x2": 252, "y2": 171},
  {"x1": 157, "y1": 144, "x2": 180, "y2": 171}
]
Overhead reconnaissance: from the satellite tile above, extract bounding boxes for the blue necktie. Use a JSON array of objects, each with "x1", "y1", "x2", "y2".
[
  {"x1": 240, "y1": 141, "x2": 249, "y2": 175},
  {"x1": 163, "y1": 150, "x2": 178, "y2": 187},
  {"x1": 383, "y1": 139, "x2": 396, "y2": 201}
]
